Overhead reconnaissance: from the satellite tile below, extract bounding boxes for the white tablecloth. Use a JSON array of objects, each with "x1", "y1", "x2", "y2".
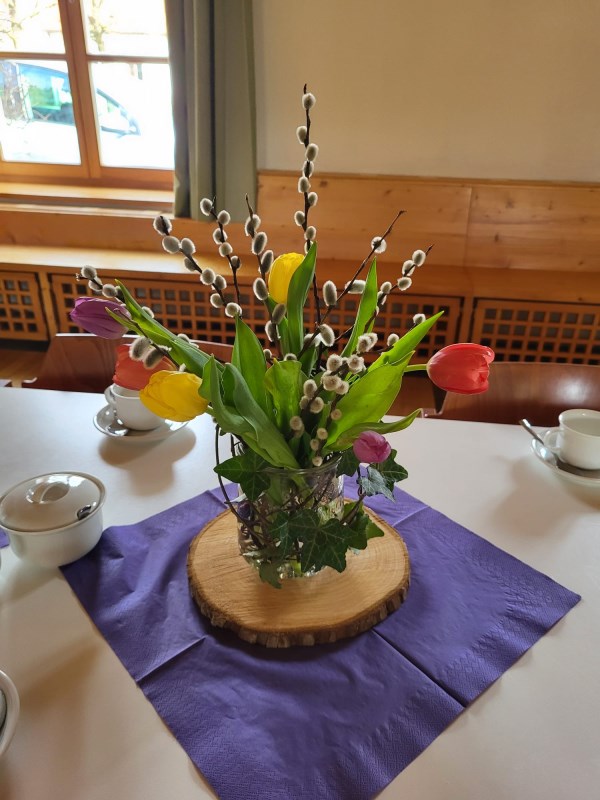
[{"x1": 0, "y1": 389, "x2": 598, "y2": 800}]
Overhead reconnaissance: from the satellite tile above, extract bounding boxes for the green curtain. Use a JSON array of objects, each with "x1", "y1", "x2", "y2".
[{"x1": 165, "y1": 0, "x2": 256, "y2": 221}]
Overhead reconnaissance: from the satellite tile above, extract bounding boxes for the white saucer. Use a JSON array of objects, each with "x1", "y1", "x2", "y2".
[
  {"x1": 94, "y1": 405, "x2": 188, "y2": 441},
  {"x1": 531, "y1": 428, "x2": 600, "y2": 488}
]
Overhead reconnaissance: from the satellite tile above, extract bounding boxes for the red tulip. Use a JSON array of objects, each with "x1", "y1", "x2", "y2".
[
  {"x1": 112, "y1": 344, "x2": 174, "y2": 391},
  {"x1": 427, "y1": 344, "x2": 495, "y2": 395}
]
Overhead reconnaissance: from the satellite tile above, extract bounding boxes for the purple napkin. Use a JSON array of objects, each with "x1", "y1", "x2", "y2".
[
  {"x1": 61, "y1": 487, "x2": 579, "y2": 800},
  {"x1": 0, "y1": 531, "x2": 7, "y2": 548}
]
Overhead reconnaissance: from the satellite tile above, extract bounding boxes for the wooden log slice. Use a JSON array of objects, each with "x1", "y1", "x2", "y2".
[{"x1": 187, "y1": 508, "x2": 410, "y2": 648}]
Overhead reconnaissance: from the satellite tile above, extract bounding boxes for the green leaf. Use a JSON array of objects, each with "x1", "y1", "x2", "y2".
[
  {"x1": 286, "y1": 243, "x2": 317, "y2": 354},
  {"x1": 336, "y1": 448, "x2": 360, "y2": 477},
  {"x1": 377, "y1": 449, "x2": 409, "y2": 485},
  {"x1": 290, "y1": 510, "x2": 351, "y2": 573},
  {"x1": 200, "y1": 357, "x2": 245, "y2": 429},
  {"x1": 359, "y1": 468, "x2": 395, "y2": 501},
  {"x1": 222, "y1": 363, "x2": 299, "y2": 468},
  {"x1": 263, "y1": 360, "x2": 305, "y2": 433},
  {"x1": 258, "y1": 562, "x2": 282, "y2": 589},
  {"x1": 370, "y1": 310, "x2": 445, "y2": 372},
  {"x1": 201, "y1": 358, "x2": 278, "y2": 463},
  {"x1": 341, "y1": 260, "x2": 378, "y2": 357},
  {"x1": 232, "y1": 317, "x2": 270, "y2": 415},
  {"x1": 299, "y1": 344, "x2": 318, "y2": 376},
  {"x1": 213, "y1": 450, "x2": 270, "y2": 501},
  {"x1": 265, "y1": 296, "x2": 291, "y2": 355},
  {"x1": 270, "y1": 512, "x2": 293, "y2": 559},
  {"x1": 115, "y1": 281, "x2": 225, "y2": 378},
  {"x1": 324, "y1": 358, "x2": 412, "y2": 453},
  {"x1": 364, "y1": 517, "x2": 385, "y2": 541},
  {"x1": 332, "y1": 408, "x2": 422, "y2": 449}
]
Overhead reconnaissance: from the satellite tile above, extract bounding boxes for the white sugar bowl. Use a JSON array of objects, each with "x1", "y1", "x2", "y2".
[{"x1": 0, "y1": 472, "x2": 106, "y2": 568}]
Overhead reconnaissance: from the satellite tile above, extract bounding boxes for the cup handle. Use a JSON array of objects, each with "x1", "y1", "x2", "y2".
[
  {"x1": 104, "y1": 385, "x2": 116, "y2": 409},
  {"x1": 543, "y1": 428, "x2": 560, "y2": 452},
  {"x1": 0, "y1": 670, "x2": 20, "y2": 758}
]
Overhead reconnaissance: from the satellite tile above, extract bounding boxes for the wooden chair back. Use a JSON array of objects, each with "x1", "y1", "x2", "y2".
[
  {"x1": 16, "y1": 333, "x2": 233, "y2": 393},
  {"x1": 425, "y1": 361, "x2": 600, "y2": 426}
]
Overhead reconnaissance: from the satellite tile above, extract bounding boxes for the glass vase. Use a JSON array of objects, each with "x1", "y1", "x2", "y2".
[{"x1": 236, "y1": 456, "x2": 344, "y2": 580}]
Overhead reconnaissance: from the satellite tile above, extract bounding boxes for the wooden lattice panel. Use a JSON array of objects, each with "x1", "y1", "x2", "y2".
[
  {"x1": 324, "y1": 294, "x2": 461, "y2": 360},
  {"x1": 471, "y1": 299, "x2": 600, "y2": 365},
  {"x1": 0, "y1": 271, "x2": 48, "y2": 341},
  {"x1": 52, "y1": 272, "x2": 461, "y2": 359}
]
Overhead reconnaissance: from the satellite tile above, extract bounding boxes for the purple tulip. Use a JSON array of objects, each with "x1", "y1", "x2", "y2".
[
  {"x1": 353, "y1": 431, "x2": 391, "y2": 464},
  {"x1": 70, "y1": 297, "x2": 131, "y2": 339}
]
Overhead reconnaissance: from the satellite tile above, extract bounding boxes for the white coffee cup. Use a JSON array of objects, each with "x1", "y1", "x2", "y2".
[
  {"x1": 0, "y1": 669, "x2": 19, "y2": 759},
  {"x1": 555, "y1": 408, "x2": 600, "y2": 470},
  {"x1": 104, "y1": 384, "x2": 163, "y2": 431}
]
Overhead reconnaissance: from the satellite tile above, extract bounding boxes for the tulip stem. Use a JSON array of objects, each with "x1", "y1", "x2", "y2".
[{"x1": 404, "y1": 364, "x2": 428, "y2": 372}]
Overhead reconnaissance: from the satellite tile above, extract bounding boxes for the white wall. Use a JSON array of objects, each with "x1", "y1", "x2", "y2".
[{"x1": 253, "y1": 0, "x2": 600, "y2": 182}]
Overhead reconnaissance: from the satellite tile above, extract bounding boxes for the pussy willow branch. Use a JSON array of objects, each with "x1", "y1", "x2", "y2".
[
  {"x1": 205, "y1": 198, "x2": 241, "y2": 306},
  {"x1": 332, "y1": 208, "x2": 406, "y2": 309},
  {"x1": 245, "y1": 195, "x2": 267, "y2": 282},
  {"x1": 301, "y1": 83, "x2": 322, "y2": 328},
  {"x1": 296, "y1": 209, "x2": 406, "y2": 359}
]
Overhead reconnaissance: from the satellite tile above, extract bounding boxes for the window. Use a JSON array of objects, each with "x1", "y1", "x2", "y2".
[{"x1": 0, "y1": 0, "x2": 173, "y2": 188}]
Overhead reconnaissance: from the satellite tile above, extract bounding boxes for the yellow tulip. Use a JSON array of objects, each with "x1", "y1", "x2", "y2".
[
  {"x1": 140, "y1": 371, "x2": 209, "y2": 422},
  {"x1": 268, "y1": 252, "x2": 304, "y2": 304}
]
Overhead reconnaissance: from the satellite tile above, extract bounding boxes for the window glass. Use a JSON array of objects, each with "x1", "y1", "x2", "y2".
[
  {"x1": 0, "y1": 59, "x2": 80, "y2": 163},
  {"x1": 0, "y1": 0, "x2": 65, "y2": 52},
  {"x1": 91, "y1": 61, "x2": 173, "y2": 169},
  {"x1": 81, "y1": 0, "x2": 168, "y2": 57}
]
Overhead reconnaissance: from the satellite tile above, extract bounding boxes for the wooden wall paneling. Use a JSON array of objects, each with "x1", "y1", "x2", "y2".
[
  {"x1": 0, "y1": 206, "x2": 249, "y2": 255},
  {"x1": 470, "y1": 299, "x2": 600, "y2": 365},
  {"x1": 257, "y1": 172, "x2": 472, "y2": 266},
  {"x1": 465, "y1": 183, "x2": 600, "y2": 271}
]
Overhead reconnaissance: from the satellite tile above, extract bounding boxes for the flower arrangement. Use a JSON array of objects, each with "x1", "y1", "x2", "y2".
[{"x1": 71, "y1": 86, "x2": 494, "y2": 587}]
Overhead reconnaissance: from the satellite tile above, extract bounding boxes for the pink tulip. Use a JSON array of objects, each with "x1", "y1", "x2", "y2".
[
  {"x1": 353, "y1": 431, "x2": 392, "y2": 464},
  {"x1": 427, "y1": 343, "x2": 495, "y2": 395},
  {"x1": 70, "y1": 297, "x2": 130, "y2": 339}
]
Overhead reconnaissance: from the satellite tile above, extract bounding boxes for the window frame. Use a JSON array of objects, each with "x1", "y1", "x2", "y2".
[{"x1": 0, "y1": 0, "x2": 173, "y2": 190}]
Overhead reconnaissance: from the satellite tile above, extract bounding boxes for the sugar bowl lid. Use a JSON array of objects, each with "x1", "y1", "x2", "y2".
[{"x1": 0, "y1": 472, "x2": 105, "y2": 533}]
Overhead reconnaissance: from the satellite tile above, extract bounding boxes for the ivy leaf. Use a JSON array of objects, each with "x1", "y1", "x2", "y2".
[
  {"x1": 377, "y1": 449, "x2": 409, "y2": 485},
  {"x1": 270, "y1": 512, "x2": 293, "y2": 559},
  {"x1": 359, "y1": 468, "x2": 395, "y2": 500},
  {"x1": 289, "y1": 510, "x2": 350, "y2": 573},
  {"x1": 364, "y1": 517, "x2": 385, "y2": 540},
  {"x1": 343, "y1": 506, "x2": 385, "y2": 549},
  {"x1": 214, "y1": 449, "x2": 270, "y2": 501},
  {"x1": 258, "y1": 561, "x2": 282, "y2": 589},
  {"x1": 336, "y1": 448, "x2": 360, "y2": 477},
  {"x1": 343, "y1": 504, "x2": 369, "y2": 550}
]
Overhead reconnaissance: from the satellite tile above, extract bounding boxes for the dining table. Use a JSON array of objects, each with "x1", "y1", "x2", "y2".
[{"x1": 0, "y1": 386, "x2": 598, "y2": 800}]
